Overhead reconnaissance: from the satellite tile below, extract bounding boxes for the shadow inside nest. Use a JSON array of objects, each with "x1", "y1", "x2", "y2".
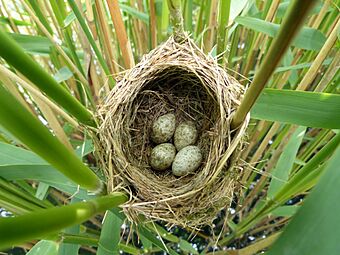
[
  {"x1": 129, "y1": 66, "x2": 217, "y2": 183},
  {"x1": 95, "y1": 35, "x2": 248, "y2": 229}
]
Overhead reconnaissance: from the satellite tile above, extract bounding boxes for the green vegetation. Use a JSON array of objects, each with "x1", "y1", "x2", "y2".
[{"x1": 0, "y1": 0, "x2": 339, "y2": 254}]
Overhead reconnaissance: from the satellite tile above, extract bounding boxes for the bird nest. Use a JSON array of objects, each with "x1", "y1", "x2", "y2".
[{"x1": 95, "y1": 35, "x2": 249, "y2": 229}]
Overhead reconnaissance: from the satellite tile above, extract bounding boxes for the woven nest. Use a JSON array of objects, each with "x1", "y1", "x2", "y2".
[{"x1": 95, "y1": 35, "x2": 249, "y2": 229}]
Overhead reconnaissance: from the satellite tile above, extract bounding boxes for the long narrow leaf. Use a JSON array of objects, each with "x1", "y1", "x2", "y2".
[
  {"x1": 0, "y1": 87, "x2": 102, "y2": 191},
  {"x1": 58, "y1": 198, "x2": 81, "y2": 255},
  {"x1": 27, "y1": 240, "x2": 58, "y2": 255},
  {"x1": 251, "y1": 89, "x2": 340, "y2": 129},
  {"x1": 64, "y1": 2, "x2": 149, "y2": 26},
  {"x1": 231, "y1": 0, "x2": 317, "y2": 128},
  {"x1": 26, "y1": 0, "x2": 53, "y2": 34},
  {"x1": 120, "y1": 4, "x2": 149, "y2": 23},
  {"x1": 137, "y1": 225, "x2": 180, "y2": 255},
  {"x1": 229, "y1": 0, "x2": 249, "y2": 22},
  {"x1": 220, "y1": 132, "x2": 340, "y2": 244},
  {"x1": 274, "y1": 132, "x2": 340, "y2": 204},
  {"x1": 0, "y1": 142, "x2": 76, "y2": 192},
  {"x1": 217, "y1": 0, "x2": 231, "y2": 62},
  {"x1": 0, "y1": 17, "x2": 31, "y2": 26},
  {"x1": 268, "y1": 146, "x2": 340, "y2": 255},
  {"x1": 0, "y1": 143, "x2": 92, "y2": 199},
  {"x1": 0, "y1": 29, "x2": 94, "y2": 126},
  {"x1": 0, "y1": 193, "x2": 127, "y2": 250},
  {"x1": 270, "y1": 205, "x2": 299, "y2": 218},
  {"x1": 67, "y1": 0, "x2": 114, "y2": 86},
  {"x1": 267, "y1": 126, "x2": 306, "y2": 198},
  {"x1": 61, "y1": 233, "x2": 141, "y2": 254},
  {"x1": 235, "y1": 16, "x2": 326, "y2": 50},
  {"x1": 97, "y1": 210, "x2": 123, "y2": 255},
  {"x1": 0, "y1": 142, "x2": 95, "y2": 199},
  {"x1": 9, "y1": 33, "x2": 53, "y2": 56},
  {"x1": 0, "y1": 178, "x2": 51, "y2": 211}
]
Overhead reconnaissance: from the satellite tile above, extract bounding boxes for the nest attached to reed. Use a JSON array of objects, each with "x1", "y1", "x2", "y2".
[{"x1": 95, "y1": 35, "x2": 249, "y2": 229}]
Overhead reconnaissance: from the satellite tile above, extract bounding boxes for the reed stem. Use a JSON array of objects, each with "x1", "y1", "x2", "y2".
[
  {"x1": 0, "y1": 193, "x2": 127, "y2": 250},
  {"x1": 167, "y1": 0, "x2": 184, "y2": 40},
  {"x1": 231, "y1": 0, "x2": 318, "y2": 129}
]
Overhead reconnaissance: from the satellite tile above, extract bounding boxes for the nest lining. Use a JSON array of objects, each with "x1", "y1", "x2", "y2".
[{"x1": 95, "y1": 35, "x2": 249, "y2": 229}]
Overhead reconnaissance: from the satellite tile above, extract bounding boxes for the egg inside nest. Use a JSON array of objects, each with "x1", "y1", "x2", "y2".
[
  {"x1": 128, "y1": 67, "x2": 217, "y2": 183},
  {"x1": 149, "y1": 112, "x2": 202, "y2": 176}
]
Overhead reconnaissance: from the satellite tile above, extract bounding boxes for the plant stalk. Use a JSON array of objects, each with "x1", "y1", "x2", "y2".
[
  {"x1": 67, "y1": 0, "x2": 115, "y2": 87},
  {"x1": 106, "y1": 0, "x2": 135, "y2": 69},
  {"x1": 0, "y1": 193, "x2": 127, "y2": 250},
  {"x1": 0, "y1": 85, "x2": 102, "y2": 192},
  {"x1": 297, "y1": 17, "x2": 340, "y2": 91},
  {"x1": 0, "y1": 29, "x2": 95, "y2": 127},
  {"x1": 167, "y1": 0, "x2": 184, "y2": 40},
  {"x1": 217, "y1": 0, "x2": 231, "y2": 63},
  {"x1": 231, "y1": 0, "x2": 318, "y2": 129},
  {"x1": 220, "y1": 132, "x2": 340, "y2": 245}
]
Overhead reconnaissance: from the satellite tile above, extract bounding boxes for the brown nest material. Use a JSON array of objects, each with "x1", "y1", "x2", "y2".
[{"x1": 95, "y1": 35, "x2": 249, "y2": 229}]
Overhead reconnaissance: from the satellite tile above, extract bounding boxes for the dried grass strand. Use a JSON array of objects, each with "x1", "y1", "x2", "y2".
[{"x1": 95, "y1": 35, "x2": 248, "y2": 229}]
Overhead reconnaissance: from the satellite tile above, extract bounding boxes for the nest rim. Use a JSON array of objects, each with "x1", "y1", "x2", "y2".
[{"x1": 95, "y1": 35, "x2": 249, "y2": 230}]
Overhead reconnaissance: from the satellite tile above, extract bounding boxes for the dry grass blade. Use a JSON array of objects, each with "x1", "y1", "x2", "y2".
[
  {"x1": 94, "y1": 0, "x2": 119, "y2": 74},
  {"x1": 106, "y1": 0, "x2": 135, "y2": 69},
  {"x1": 149, "y1": 0, "x2": 157, "y2": 48},
  {"x1": 0, "y1": 65, "x2": 79, "y2": 128},
  {"x1": 297, "y1": 17, "x2": 340, "y2": 91},
  {"x1": 20, "y1": 0, "x2": 88, "y2": 87}
]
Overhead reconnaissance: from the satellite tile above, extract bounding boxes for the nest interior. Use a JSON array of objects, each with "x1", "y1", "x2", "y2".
[{"x1": 96, "y1": 36, "x2": 248, "y2": 229}]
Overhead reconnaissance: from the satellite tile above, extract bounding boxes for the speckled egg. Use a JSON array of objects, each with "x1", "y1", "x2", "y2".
[
  {"x1": 174, "y1": 121, "x2": 198, "y2": 151},
  {"x1": 150, "y1": 143, "x2": 176, "y2": 171},
  {"x1": 172, "y1": 145, "x2": 202, "y2": 176},
  {"x1": 151, "y1": 113, "x2": 176, "y2": 144}
]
